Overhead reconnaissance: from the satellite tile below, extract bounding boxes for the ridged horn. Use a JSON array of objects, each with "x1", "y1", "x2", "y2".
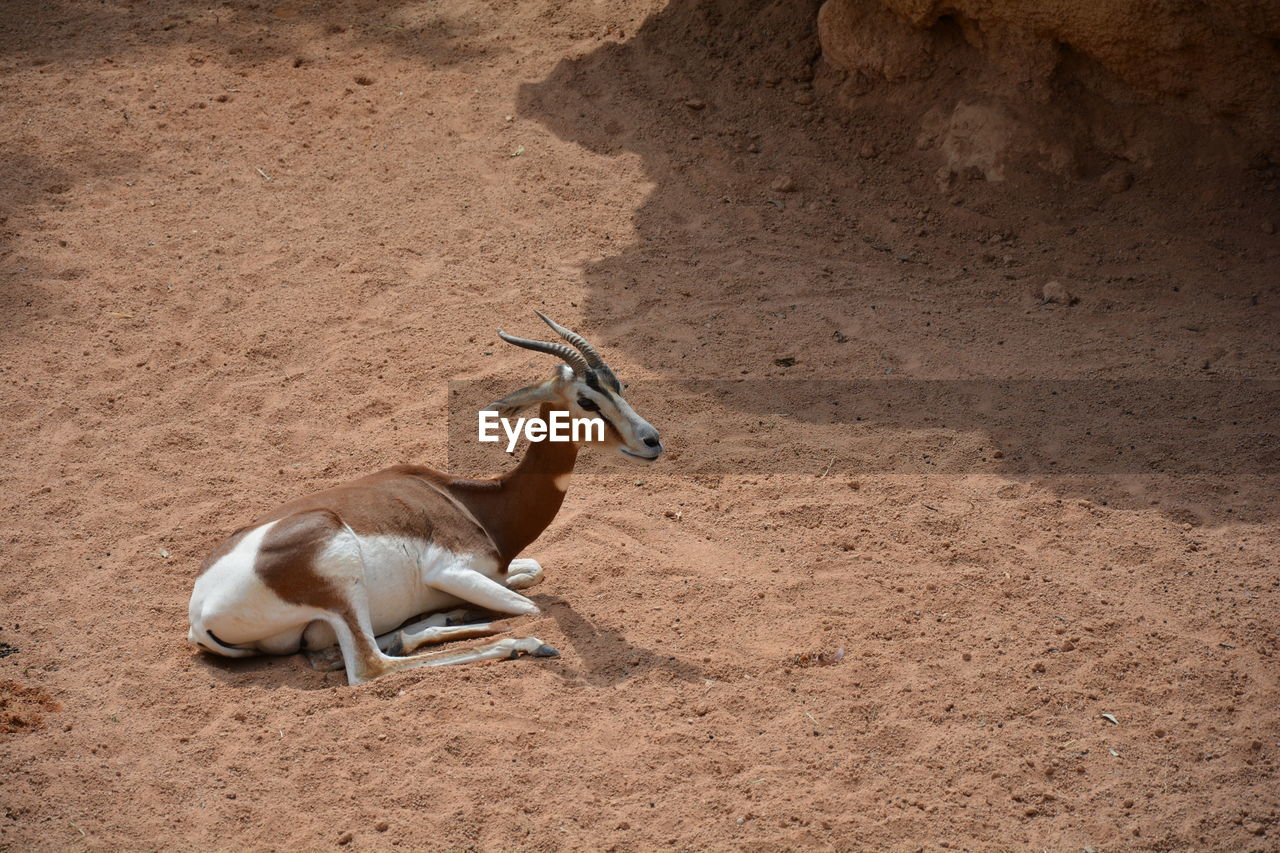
[
  {"x1": 535, "y1": 311, "x2": 606, "y2": 369},
  {"x1": 497, "y1": 329, "x2": 590, "y2": 376}
]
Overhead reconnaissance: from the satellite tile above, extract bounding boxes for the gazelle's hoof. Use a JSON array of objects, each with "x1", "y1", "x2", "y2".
[
  {"x1": 446, "y1": 610, "x2": 491, "y2": 626},
  {"x1": 505, "y1": 558, "x2": 545, "y2": 590},
  {"x1": 532, "y1": 644, "x2": 560, "y2": 657},
  {"x1": 306, "y1": 646, "x2": 344, "y2": 671},
  {"x1": 384, "y1": 633, "x2": 405, "y2": 656}
]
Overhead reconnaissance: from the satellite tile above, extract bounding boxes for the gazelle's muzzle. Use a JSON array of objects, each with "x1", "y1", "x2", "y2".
[{"x1": 618, "y1": 417, "x2": 662, "y2": 461}]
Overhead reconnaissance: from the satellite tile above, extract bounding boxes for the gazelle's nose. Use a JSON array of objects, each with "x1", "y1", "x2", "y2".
[{"x1": 637, "y1": 423, "x2": 662, "y2": 452}]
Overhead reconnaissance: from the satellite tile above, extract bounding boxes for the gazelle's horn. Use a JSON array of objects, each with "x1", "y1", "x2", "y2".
[
  {"x1": 497, "y1": 330, "x2": 590, "y2": 376},
  {"x1": 535, "y1": 311, "x2": 606, "y2": 369}
]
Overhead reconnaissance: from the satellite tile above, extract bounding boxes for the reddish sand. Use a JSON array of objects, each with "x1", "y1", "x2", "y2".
[{"x1": 2, "y1": 0, "x2": 1278, "y2": 850}]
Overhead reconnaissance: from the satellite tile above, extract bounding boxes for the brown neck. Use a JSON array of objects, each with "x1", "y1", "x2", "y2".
[{"x1": 451, "y1": 403, "x2": 579, "y2": 565}]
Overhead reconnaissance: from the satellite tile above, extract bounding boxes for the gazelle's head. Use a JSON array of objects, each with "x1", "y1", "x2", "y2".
[{"x1": 484, "y1": 312, "x2": 663, "y2": 462}]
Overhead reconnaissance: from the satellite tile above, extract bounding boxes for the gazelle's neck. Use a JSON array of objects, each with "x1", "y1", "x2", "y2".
[{"x1": 457, "y1": 403, "x2": 579, "y2": 564}]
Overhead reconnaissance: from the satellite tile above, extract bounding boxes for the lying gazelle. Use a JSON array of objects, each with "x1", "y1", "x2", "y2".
[{"x1": 187, "y1": 312, "x2": 662, "y2": 684}]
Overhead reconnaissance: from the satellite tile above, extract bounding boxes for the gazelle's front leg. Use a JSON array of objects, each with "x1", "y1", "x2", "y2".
[
  {"x1": 505, "y1": 558, "x2": 544, "y2": 591},
  {"x1": 386, "y1": 560, "x2": 544, "y2": 656},
  {"x1": 426, "y1": 561, "x2": 541, "y2": 615}
]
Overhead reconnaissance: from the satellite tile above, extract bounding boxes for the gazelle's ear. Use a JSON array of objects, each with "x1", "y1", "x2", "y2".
[{"x1": 482, "y1": 378, "x2": 561, "y2": 419}]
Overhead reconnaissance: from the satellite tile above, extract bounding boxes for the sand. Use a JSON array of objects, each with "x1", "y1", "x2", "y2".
[{"x1": 1, "y1": 0, "x2": 1278, "y2": 850}]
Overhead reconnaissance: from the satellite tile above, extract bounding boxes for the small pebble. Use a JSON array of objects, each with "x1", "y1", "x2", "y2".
[
  {"x1": 793, "y1": 91, "x2": 814, "y2": 105},
  {"x1": 374, "y1": 821, "x2": 389, "y2": 832},
  {"x1": 683, "y1": 99, "x2": 705, "y2": 110},
  {"x1": 1101, "y1": 167, "x2": 1134, "y2": 193},
  {"x1": 337, "y1": 831, "x2": 353, "y2": 845},
  {"x1": 770, "y1": 175, "x2": 796, "y2": 193},
  {"x1": 1042, "y1": 280, "x2": 1076, "y2": 305},
  {"x1": 858, "y1": 142, "x2": 878, "y2": 159}
]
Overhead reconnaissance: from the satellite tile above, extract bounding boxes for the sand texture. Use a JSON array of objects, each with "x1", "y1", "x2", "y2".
[{"x1": 2, "y1": 0, "x2": 1278, "y2": 850}]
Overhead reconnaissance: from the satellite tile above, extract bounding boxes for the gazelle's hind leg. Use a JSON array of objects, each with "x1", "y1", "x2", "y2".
[
  {"x1": 384, "y1": 617, "x2": 515, "y2": 656},
  {"x1": 390, "y1": 635, "x2": 559, "y2": 670},
  {"x1": 307, "y1": 645, "x2": 345, "y2": 672},
  {"x1": 305, "y1": 609, "x2": 513, "y2": 671},
  {"x1": 326, "y1": 611, "x2": 556, "y2": 684},
  {"x1": 375, "y1": 608, "x2": 473, "y2": 651},
  {"x1": 319, "y1": 589, "x2": 555, "y2": 684}
]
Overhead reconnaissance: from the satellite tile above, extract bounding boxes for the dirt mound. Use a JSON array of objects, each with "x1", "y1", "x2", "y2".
[
  {"x1": 818, "y1": 0, "x2": 1280, "y2": 183},
  {"x1": 0, "y1": 680, "x2": 61, "y2": 734}
]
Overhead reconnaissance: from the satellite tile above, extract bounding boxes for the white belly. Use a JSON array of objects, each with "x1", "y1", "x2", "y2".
[
  {"x1": 355, "y1": 535, "x2": 466, "y2": 635},
  {"x1": 322, "y1": 533, "x2": 501, "y2": 640}
]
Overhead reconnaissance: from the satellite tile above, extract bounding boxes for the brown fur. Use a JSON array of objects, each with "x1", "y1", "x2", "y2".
[
  {"x1": 449, "y1": 403, "x2": 580, "y2": 565},
  {"x1": 213, "y1": 403, "x2": 581, "y2": 610},
  {"x1": 253, "y1": 510, "x2": 348, "y2": 611},
  {"x1": 256, "y1": 468, "x2": 497, "y2": 553}
]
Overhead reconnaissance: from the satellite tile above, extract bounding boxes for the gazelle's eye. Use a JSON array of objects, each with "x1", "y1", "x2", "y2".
[{"x1": 577, "y1": 397, "x2": 600, "y2": 411}]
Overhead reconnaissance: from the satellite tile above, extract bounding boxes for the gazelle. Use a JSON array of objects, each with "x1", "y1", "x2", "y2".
[{"x1": 187, "y1": 313, "x2": 663, "y2": 684}]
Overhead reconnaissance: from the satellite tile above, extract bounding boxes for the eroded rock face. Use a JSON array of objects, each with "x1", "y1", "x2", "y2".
[{"x1": 818, "y1": 0, "x2": 1280, "y2": 179}]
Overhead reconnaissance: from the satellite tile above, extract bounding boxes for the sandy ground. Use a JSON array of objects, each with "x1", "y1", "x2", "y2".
[{"x1": 2, "y1": 0, "x2": 1279, "y2": 850}]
